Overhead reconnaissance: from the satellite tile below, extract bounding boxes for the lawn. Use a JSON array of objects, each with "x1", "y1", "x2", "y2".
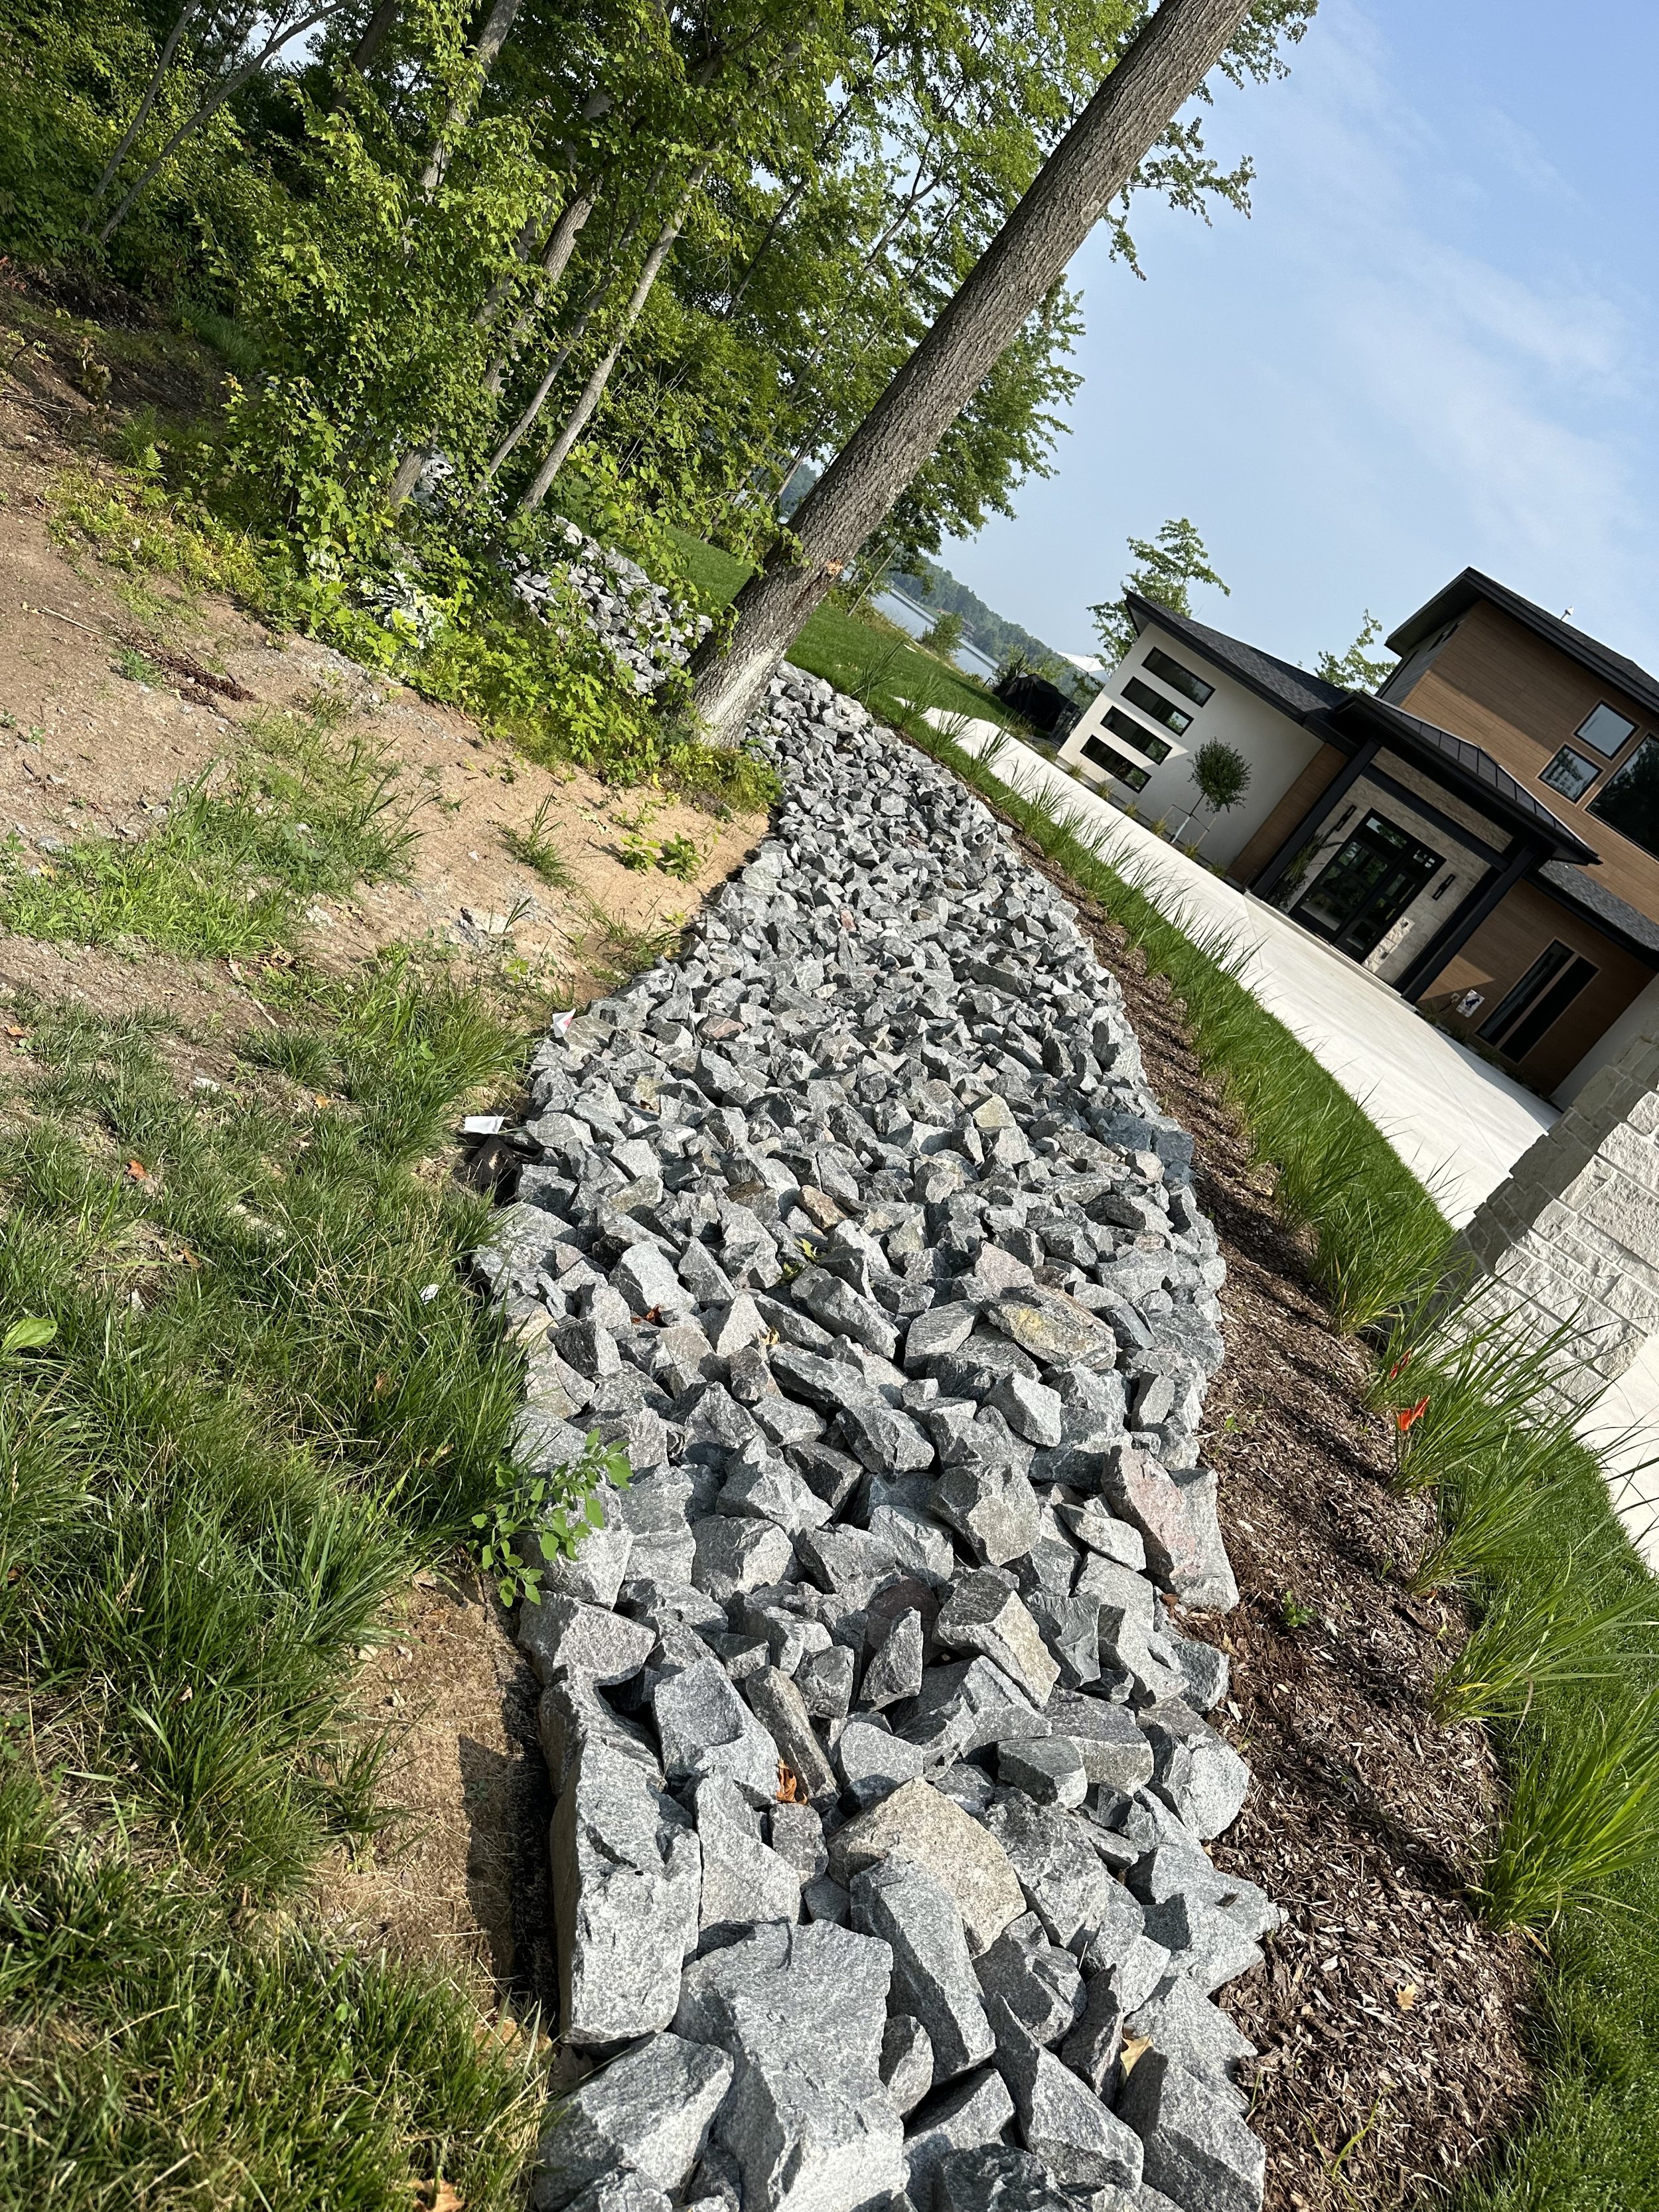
[{"x1": 655, "y1": 524, "x2": 1021, "y2": 731}]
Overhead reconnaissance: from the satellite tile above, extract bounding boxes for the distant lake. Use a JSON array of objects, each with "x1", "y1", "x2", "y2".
[{"x1": 873, "y1": 587, "x2": 1000, "y2": 682}]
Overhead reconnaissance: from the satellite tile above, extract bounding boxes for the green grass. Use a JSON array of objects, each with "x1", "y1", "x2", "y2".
[
  {"x1": 0, "y1": 959, "x2": 555, "y2": 2206},
  {"x1": 655, "y1": 524, "x2": 1021, "y2": 733},
  {"x1": 0, "y1": 689, "x2": 417, "y2": 958},
  {"x1": 912, "y1": 720, "x2": 1659, "y2": 2211}
]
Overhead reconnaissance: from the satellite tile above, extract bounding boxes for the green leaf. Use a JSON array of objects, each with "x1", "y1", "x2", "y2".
[{"x1": 1, "y1": 1316, "x2": 58, "y2": 1357}]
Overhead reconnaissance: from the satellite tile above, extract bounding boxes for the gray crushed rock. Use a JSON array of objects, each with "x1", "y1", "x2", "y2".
[{"x1": 473, "y1": 561, "x2": 1273, "y2": 2212}]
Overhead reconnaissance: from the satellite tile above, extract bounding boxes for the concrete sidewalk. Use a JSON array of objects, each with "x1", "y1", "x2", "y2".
[{"x1": 944, "y1": 722, "x2": 1659, "y2": 1564}]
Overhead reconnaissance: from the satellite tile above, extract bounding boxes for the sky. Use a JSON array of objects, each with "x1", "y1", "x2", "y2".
[{"x1": 942, "y1": 1, "x2": 1659, "y2": 679}]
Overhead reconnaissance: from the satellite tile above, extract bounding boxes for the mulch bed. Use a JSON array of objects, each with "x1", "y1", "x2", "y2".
[{"x1": 1008, "y1": 828, "x2": 1536, "y2": 2210}]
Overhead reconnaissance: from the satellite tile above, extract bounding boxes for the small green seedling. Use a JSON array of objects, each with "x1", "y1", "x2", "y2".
[
  {"x1": 658, "y1": 833, "x2": 702, "y2": 881},
  {"x1": 1279, "y1": 1590, "x2": 1319, "y2": 1632},
  {"x1": 470, "y1": 1429, "x2": 631, "y2": 1605}
]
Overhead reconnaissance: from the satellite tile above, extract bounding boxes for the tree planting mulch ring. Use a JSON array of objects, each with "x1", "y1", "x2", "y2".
[{"x1": 1011, "y1": 832, "x2": 1534, "y2": 2211}]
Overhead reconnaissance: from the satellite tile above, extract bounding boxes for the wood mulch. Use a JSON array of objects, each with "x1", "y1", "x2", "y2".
[{"x1": 1007, "y1": 826, "x2": 1536, "y2": 2210}]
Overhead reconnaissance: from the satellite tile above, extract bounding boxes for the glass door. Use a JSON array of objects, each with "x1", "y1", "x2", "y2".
[{"x1": 1292, "y1": 812, "x2": 1444, "y2": 959}]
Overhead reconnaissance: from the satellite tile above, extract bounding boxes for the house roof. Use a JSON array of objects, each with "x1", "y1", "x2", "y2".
[
  {"x1": 1386, "y1": 567, "x2": 1659, "y2": 724},
  {"x1": 1540, "y1": 861, "x2": 1659, "y2": 962},
  {"x1": 1125, "y1": 593, "x2": 1597, "y2": 865},
  {"x1": 1334, "y1": 697, "x2": 1597, "y2": 862},
  {"x1": 1126, "y1": 592, "x2": 1347, "y2": 720}
]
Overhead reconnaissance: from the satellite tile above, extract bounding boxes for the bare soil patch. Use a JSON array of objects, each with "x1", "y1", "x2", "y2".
[
  {"x1": 0, "y1": 356, "x2": 766, "y2": 1021},
  {"x1": 1010, "y1": 834, "x2": 1534, "y2": 2210},
  {"x1": 315, "y1": 1567, "x2": 558, "y2": 2028}
]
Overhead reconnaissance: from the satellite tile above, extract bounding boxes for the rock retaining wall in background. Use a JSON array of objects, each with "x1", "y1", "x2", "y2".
[{"x1": 472, "y1": 557, "x2": 1275, "y2": 2212}]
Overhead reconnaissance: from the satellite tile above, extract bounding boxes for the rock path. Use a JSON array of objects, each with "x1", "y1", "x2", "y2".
[{"x1": 472, "y1": 568, "x2": 1276, "y2": 2212}]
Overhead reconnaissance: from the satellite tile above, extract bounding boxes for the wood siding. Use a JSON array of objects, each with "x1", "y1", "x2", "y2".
[
  {"x1": 1417, "y1": 877, "x2": 1654, "y2": 1094},
  {"x1": 1226, "y1": 743, "x2": 1347, "y2": 886},
  {"x1": 1399, "y1": 600, "x2": 1659, "y2": 917}
]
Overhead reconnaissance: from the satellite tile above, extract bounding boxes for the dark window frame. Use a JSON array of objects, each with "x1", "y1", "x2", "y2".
[
  {"x1": 1080, "y1": 734, "x2": 1150, "y2": 791},
  {"x1": 1587, "y1": 733, "x2": 1659, "y2": 860},
  {"x1": 1540, "y1": 745, "x2": 1600, "y2": 802},
  {"x1": 1103, "y1": 705, "x2": 1171, "y2": 765},
  {"x1": 1121, "y1": 675, "x2": 1194, "y2": 737},
  {"x1": 1141, "y1": 645, "x2": 1214, "y2": 707},
  {"x1": 1479, "y1": 940, "x2": 1575, "y2": 1045},
  {"x1": 1575, "y1": 700, "x2": 1637, "y2": 758}
]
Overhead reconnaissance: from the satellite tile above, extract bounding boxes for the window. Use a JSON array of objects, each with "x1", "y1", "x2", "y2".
[
  {"x1": 1380, "y1": 620, "x2": 1458, "y2": 703},
  {"x1": 1479, "y1": 942, "x2": 1574, "y2": 1044},
  {"x1": 1575, "y1": 701, "x2": 1636, "y2": 757},
  {"x1": 1477, "y1": 940, "x2": 1599, "y2": 1061},
  {"x1": 1080, "y1": 735, "x2": 1149, "y2": 791},
  {"x1": 1104, "y1": 706, "x2": 1171, "y2": 765},
  {"x1": 1589, "y1": 736, "x2": 1659, "y2": 859},
  {"x1": 1142, "y1": 646, "x2": 1214, "y2": 707},
  {"x1": 1540, "y1": 746, "x2": 1599, "y2": 802},
  {"x1": 1121, "y1": 676, "x2": 1193, "y2": 737}
]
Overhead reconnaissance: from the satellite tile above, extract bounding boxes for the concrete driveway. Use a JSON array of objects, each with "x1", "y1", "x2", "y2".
[
  {"x1": 950, "y1": 725, "x2": 1555, "y2": 1224},
  {"x1": 944, "y1": 725, "x2": 1659, "y2": 1565}
]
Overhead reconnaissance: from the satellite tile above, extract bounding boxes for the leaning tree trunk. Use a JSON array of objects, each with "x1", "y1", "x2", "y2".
[
  {"x1": 687, "y1": 0, "x2": 1258, "y2": 742},
  {"x1": 516, "y1": 169, "x2": 705, "y2": 514}
]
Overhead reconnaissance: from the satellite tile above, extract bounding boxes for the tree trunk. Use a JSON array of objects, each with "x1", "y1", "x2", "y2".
[
  {"x1": 96, "y1": 0, "x2": 351, "y2": 241},
  {"x1": 516, "y1": 171, "x2": 704, "y2": 513},
  {"x1": 329, "y1": 0, "x2": 400, "y2": 106},
  {"x1": 87, "y1": 0, "x2": 206, "y2": 213},
  {"x1": 687, "y1": 0, "x2": 1256, "y2": 741},
  {"x1": 481, "y1": 181, "x2": 598, "y2": 386},
  {"x1": 417, "y1": 0, "x2": 524, "y2": 196}
]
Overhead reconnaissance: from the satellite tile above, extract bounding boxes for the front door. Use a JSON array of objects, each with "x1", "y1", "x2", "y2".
[{"x1": 1292, "y1": 811, "x2": 1443, "y2": 960}]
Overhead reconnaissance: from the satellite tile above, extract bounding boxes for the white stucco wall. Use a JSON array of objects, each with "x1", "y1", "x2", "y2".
[{"x1": 1054, "y1": 623, "x2": 1323, "y2": 869}]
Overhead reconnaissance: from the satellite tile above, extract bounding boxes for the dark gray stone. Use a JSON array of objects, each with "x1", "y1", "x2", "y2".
[
  {"x1": 904, "y1": 2073, "x2": 1017, "y2": 2207},
  {"x1": 1117, "y1": 2052, "x2": 1265, "y2": 2212},
  {"x1": 532, "y1": 2031, "x2": 733, "y2": 2207},
  {"x1": 936, "y1": 1573, "x2": 1059, "y2": 1708},
  {"x1": 520, "y1": 1595, "x2": 656, "y2": 1686},
  {"x1": 972, "y1": 1911, "x2": 1085, "y2": 2047},
  {"x1": 882, "y1": 2014, "x2": 936, "y2": 2118},
  {"x1": 652, "y1": 1659, "x2": 779, "y2": 1803},
  {"x1": 983, "y1": 1797, "x2": 1145, "y2": 1970},
  {"x1": 996, "y1": 1737, "x2": 1088, "y2": 1810},
  {"x1": 852, "y1": 1858, "x2": 994, "y2": 2081}
]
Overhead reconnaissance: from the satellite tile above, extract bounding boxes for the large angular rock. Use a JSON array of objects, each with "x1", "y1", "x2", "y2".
[
  {"x1": 674, "y1": 1922, "x2": 904, "y2": 2212},
  {"x1": 936, "y1": 1573, "x2": 1060, "y2": 1707},
  {"x1": 836, "y1": 1396, "x2": 936, "y2": 1477},
  {"x1": 862, "y1": 1607, "x2": 925, "y2": 1708},
  {"x1": 551, "y1": 1736, "x2": 702, "y2": 2046},
  {"x1": 746, "y1": 1665, "x2": 839, "y2": 1803},
  {"x1": 996, "y1": 1737, "x2": 1087, "y2": 1810},
  {"x1": 881, "y1": 2014, "x2": 935, "y2": 2117},
  {"x1": 972, "y1": 1911, "x2": 1085, "y2": 2047},
  {"x1": 835, "y1": 1717, "x2": 929, "y2": 1807},
  {"x1": 614, "y1": 1240, "x2": 695, "y2": 1319},
  {"x1": 899, "y1": 1660, "x2": 1048, "y2": 1767},
  {"x1": 532, "y1": 2031, "x2": 734, "y2": 2208},
  {"x1": 1126, "y1": 1974, "x2": 1256, "y2": 2085},
  {"x1": 792, "y1": 1266, "x2": 900, "y2": 1359},
  {"x1": 1102, "y1": 1449, "x2": 1238, "y2": 1613},
  {"x1": 998, "y1": 2024, "x2": 1144, "y2": 2191},
  {"x1": 903, "y1": 2072, "x2": 1017, "y2": 2207},
  {"x1": 692, "y1": 1516, "x2": 796, "y2": 1601},
  {"x1": 985, "y1": 1293, "x2": 1112, "y2": 1367},
  {"x1": 539, "y1": 1485, "x2": 635, "y2": 1607},
  {"x1": 652, "y1": 1659, "x2": 780, "y2": 1804},
  {"x1": 552, "y1": 2174, "x2": 670, "y2": 2212},
  {"x1": 1140, "y1": 1700, "x2": 1250, "y2": 1841},
  {"x1": 520, "y1": 1595, "x2": 656, "y2": 1686},
  {"x1": 696, "y1": 1774, "x2": 802, "y2": 1935},
  {"x1": 983, "y1": 1797, "x2": 1144, "y2": 1969},
  {"x1": 1118, "y1": 2052, "x2": 1265, "y2": 2212},
  {"x1": 1046, "y1": 1693, "x2": 1155, "y2": 1793},
  {"x1": 830, "y1": 1781, "x2": 1026, "y2": 1954},
  {"x1": 719, "y1": 1459, "x2": 833, "y2": 1536},
  {"x1": 852, "y1": 1858, "x2": 994, "y2": 2081},
  {"x1": 934, "y1": 1462, "x2": 1041, "y2": 1568},
  {"x1": 1059, "y1": 1972, "x2": 1125, "y2": 2101}
]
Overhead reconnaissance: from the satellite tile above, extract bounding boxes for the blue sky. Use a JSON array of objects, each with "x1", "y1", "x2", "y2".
[{"x1": 944, "y1": 0, "x2": 1659, "y2": 678}]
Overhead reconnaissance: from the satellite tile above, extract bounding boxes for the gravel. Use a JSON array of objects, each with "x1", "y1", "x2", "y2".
[{"x1": 472, "y1": 557, "x2": 1271, "y2": 2212}]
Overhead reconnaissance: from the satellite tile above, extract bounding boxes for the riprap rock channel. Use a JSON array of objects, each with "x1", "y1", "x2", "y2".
[{"x1": 475, "y1": 677, "x2": 1276, "y2": 2212}]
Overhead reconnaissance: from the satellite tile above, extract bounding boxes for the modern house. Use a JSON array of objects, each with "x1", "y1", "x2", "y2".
[{"x1": 1054, "y1": 571, "x2": 1659, "y2": 1103}]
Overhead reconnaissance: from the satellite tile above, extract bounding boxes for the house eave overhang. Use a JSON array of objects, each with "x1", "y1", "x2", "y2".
[
  {"x1": 1386, "y1": 567, "x2": 1659, "y2": 724},
  {"x1": 1323, "y1": 695, "x2": 1598, "y2": 866}
]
